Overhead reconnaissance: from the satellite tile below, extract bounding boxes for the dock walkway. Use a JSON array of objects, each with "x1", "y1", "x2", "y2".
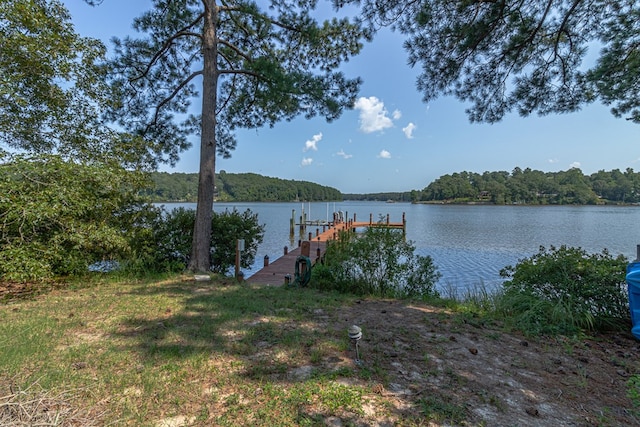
[
  {"x1": 247, "y1": 212, "x2": 406, "y2": 286},
  {"x1": 247, "y1": 242, "x2": 326, "y2": 286}
]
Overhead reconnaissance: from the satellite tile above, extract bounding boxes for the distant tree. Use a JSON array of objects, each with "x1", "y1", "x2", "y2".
[
  {"x1": 418, "y1": 167, "x2": 632, "y2": 205},
  {"x1": 555, "y1": 168, "x2": 599, "y2": 204},
  {"x1": 100, "y1": 0, "x2": 370, "y2": 273},
  {"x1": 341, "y1": 0, "x2": 640, "y2": 123}
]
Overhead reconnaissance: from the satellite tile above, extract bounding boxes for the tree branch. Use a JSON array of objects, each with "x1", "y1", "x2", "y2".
[
  {"x1": 218, "y1": 39, "x2": 253, "y2": 63},
  {"x1": 131, "y1": 12, "x2": 205, "y2": 82},
  {"x1": 145, "y1": 70, "x2": 203, "y2": 133}
]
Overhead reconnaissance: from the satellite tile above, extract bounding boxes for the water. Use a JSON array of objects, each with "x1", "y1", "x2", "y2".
[{"x1": 158, "y1": 201, "x2": 640, "y2": 291}]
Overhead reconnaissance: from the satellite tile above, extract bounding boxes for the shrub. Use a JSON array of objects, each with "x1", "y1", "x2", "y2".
[
  {"x1": 497, "y1": 245, "x2": 630, "y2": 334},
  {"x1": 0, "y1": 154, "x2": 151, "y2": 281},
  {"x1": 146, "y1": 207, "x2": 265, "y2": 274},
  {"x1": 312, "y1": 226, "x2": 441, "y2": 298}
]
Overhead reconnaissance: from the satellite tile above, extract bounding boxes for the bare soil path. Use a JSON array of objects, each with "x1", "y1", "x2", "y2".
[{"x1": 324, "y1": 299, "x2": 640, "y2": 426}]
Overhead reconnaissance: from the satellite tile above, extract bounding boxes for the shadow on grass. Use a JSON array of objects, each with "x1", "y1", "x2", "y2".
[
  {"x1": 113, "y1": 277, "x2": 351, "y2": 371},
  {"x1": 110, "y1": 278, "x2": 441, "y2": 423}
]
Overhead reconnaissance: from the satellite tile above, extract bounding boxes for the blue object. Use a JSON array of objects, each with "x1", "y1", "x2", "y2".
[{"x1": 626, "y1": 253, "x2": 640, "y2": 340}]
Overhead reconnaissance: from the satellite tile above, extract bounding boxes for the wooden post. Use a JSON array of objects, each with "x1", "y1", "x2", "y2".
[
  {"x1": 235, "y1": 239, "x2": 240, "y2": 279},
  {"x1": 402, "y1": 212, "x2": 406, "y2": 235},
  {"x1": 301, "y1": 241, "x2": 311, "y2": 257},
  {"x1": 284, "y1": 246, "x2": 288, "y2": 255},
  {"x1": 263, "y1": 255, "x2": 269, "y2": 267},
  {"x1": 369, "y1": 213, "x2": 373, "y2": 225}
]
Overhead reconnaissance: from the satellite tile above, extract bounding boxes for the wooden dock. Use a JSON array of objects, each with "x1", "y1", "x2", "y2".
[
  {"x1": 247, "y1": 242, "x2": 327, "y2": 286},
  {"x1": 247, "y1": 212, "x2": 405, "y2": 286}
]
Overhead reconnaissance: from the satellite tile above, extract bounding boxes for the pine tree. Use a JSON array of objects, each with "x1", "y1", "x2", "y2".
[{"x1": 103, "y1": 0, "x2": 370, "y2": 272}]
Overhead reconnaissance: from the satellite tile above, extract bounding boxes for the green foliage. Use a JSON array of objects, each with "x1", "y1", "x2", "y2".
[
  {"x1": 147, "y1": 172, "x2": 200, "y2": 202},
  {"x1": 210, "y1": 208, "x2": 265, "y2": 274},
  {"x1": 1, "y1": 0, "x2": 104, "y2": 152},
  {"x1": 418, "y1": 167, "x2": 640, "y2": 204},
  {"x1": 146, "y1": 207, "x2": 265, "y2": 275},
  {"x1": 341, "y1": 191, "x2": 412, "y2": 202},
  {"x1": 628, "y1": 374, "x2": 640, "y2": 418},
  {"x1": 0, "y1": 154, "x2": 152, "y2": 281},
  {"x1": 146, "y1": 171, "x2": 342, "y2": 202},
  {"x1": 0, "y1": 0, "x2": 150, "y2": 168},
  {"x1": 497, "y1": 245, "x2": 630, "y2": 335},
  {"x1": 346, "y1": 0, "x2": 640, "y2": 124},
  {"x1": 312, "y1": 226, "x2": 441, "y2": 298}
]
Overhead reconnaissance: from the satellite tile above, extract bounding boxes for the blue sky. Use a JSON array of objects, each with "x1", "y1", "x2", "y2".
[{"x1": 65, "y1": 0, "x2": 640, "y2": 194}]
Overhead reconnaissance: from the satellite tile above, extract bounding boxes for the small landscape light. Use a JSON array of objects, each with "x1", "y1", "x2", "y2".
[{"x1": 348, "y1": 325, "x2": 362, "y2": 364}]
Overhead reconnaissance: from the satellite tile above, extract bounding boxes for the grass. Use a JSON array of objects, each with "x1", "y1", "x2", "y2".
[
  {"x1": 0, "y1": 275, "x2": 377, "y2": 426},
  {"x1": 1, "y1": 273, "x2": 637, "y2": 426}
]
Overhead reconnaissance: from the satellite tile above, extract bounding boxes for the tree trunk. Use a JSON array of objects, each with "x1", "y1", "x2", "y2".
[{"x1": 188, "y1": 0, "x2": 218, "y2": 273}]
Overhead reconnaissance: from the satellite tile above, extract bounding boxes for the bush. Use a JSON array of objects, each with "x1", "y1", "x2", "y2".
[
  {"x1": 497, "y1": 245, "x2": 630, "y2": 334},
  {"x1": 312, "y1": 226, "x2": 441, "y2": 298},
  {"x1": 0, "y1": 154, "x2": 152, "y2": 281},
  {"x1": 146, "y1": 207, "x2": 265, "y2": 274}
]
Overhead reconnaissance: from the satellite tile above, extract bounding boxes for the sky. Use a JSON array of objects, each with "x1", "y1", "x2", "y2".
[{"x1": 64, "y1": 0, "x2": 640, "y2": 194}]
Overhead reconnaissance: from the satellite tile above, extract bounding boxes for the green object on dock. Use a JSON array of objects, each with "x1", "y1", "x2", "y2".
[{"x1": 293, "y1": 255, "x2": 312, "y2": 287}]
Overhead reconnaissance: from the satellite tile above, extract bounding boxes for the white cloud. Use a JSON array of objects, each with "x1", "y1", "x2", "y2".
[
  {"x1": 402, "y1": 122, "x2": 416, "y2": 139},
  {"x1": 569, "y1": 161, "x2": 581, "y2": 169},
  {"x1": 303, "y1": 132, "x2": 322, "y2": 152},
  {"x1": 336, "y1": 149, "x2": 353, "y2": 159},
  {"x1": 377, "y1": 149, "x2": 391, "y2": 159},
  {"x1": 301, "y1": 157, "x2": 313, "y2": 166},
  {"x1": 548, "y1": 158, "x2": 559, "y2": 164},
  {"x1": 354, "y1": 96, "x2": 398, "y2": 133}
]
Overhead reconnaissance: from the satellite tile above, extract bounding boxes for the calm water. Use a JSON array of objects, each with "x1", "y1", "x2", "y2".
[{"x1": 160, "y1": 201, "x2": 640, "y2": 291}]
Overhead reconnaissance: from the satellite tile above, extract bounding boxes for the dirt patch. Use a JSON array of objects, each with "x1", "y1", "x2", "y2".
[{"x1": 327, "y1": 299, "x2": 640, "y2": 426}]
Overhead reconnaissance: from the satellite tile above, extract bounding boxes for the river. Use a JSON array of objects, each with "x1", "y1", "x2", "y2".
[{"x1": 160, "y1": 201, "x2": 640, "y2": 292}]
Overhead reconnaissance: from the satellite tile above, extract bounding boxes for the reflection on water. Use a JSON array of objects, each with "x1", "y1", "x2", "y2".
[{"x1": 159, "y1": 201, "x2": 640, "y2": 291}]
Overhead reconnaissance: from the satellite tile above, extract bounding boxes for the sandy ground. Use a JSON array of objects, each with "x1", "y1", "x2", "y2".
[{"x1": 318, "y1": 299, "x2": 640, "y2": 426}]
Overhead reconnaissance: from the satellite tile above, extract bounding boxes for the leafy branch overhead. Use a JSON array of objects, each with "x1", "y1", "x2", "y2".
[
  {"x1": 340, "y1": 0, "x2": 640, "y2": 123},
  {"x1": 107, "y1": 0, "x2": 371, "y2": 166},
  {"x1": 0, "y1": 0, "x2": 108, "y2": 159}
]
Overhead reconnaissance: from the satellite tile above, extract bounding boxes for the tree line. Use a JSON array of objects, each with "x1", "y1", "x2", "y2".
[
  {"x1": 147, "y1": 171, "x2": 342, "y2": 202},
  {"x1": 149, "y1": 167, "x2": 640, "y2": 205},
  {"x1": 415, "y1": 167, "x2": 640, "y2": 205}
]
